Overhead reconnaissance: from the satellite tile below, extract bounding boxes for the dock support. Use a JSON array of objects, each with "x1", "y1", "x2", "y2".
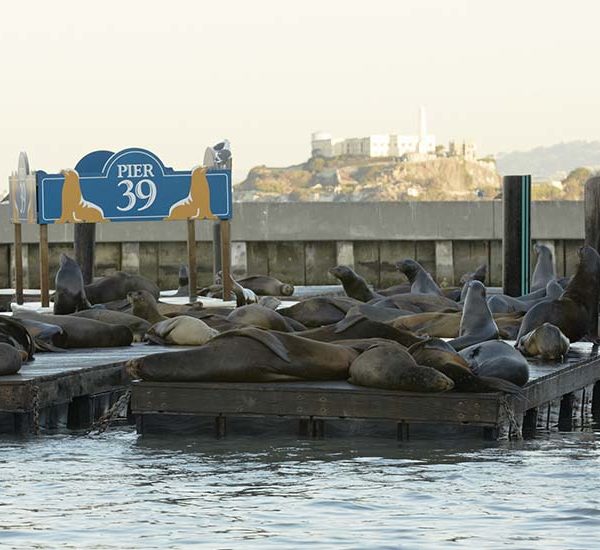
[
  {"x1": 39, "y1": 224, "x2": 50, "y2": 307},
  {"x1": 13, "y1": 224, "x2": 24, "y2": 304},
  {"x1": 591, "y1": 381, "x2": 600, "y2": 422},
  {"x1": 74, "y1": 223, "x2": 96, "y2": 285},
  {"x1": 212, "y1": 222, "x2": 222, "y2": 281},
  {"x1": 397, "y1": 422, "x2": 410, "y2": 441},
  {"x1": 67, "y1": 395, "x2": 93, "y2": 429},
  {"x1": 558, "y1": 393, "x2": 575, "y2": 431},
  {"x1": 522, "y1": 408, "x2": 538, "y2": 439},
  {"x1": 502, "y1": 175, "x2": 531, "y2": 296},
  {"x1": 220, "y1": 220, "x2": 232, "y2": 300},
  {"x1": 299, "y1": 417, "x2": 325, "y2": 438},
  {"x1": 584, "y1": 175, "x2": 600, "y2": 338},
  {"x1": 483, "y1": 426, "x2": 499, "y2": 440},
  {"x1": 186, "y1": 220, "x2": 198, "y2": 301},
  {"x1": 215, "y1": 415, "x2": 227, "y2": 438}
]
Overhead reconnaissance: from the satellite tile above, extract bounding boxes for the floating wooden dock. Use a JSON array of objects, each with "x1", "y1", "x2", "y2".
[
  {"x1": 0, "y1": 344, "x2": 184, "y2": 434},
  {"x1": 131, "y1": 342, "x2": 600, "y2": 440}
]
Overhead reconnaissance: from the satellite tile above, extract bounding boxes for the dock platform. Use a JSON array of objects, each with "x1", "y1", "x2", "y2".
[
  {"x1": 131, "y1": 342, "x2": 600, "y2": 440},
  {"x1": 0, "y1": 344, "x2": 184, "y2": 434}
]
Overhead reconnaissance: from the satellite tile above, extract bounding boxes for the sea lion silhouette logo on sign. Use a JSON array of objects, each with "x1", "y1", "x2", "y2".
[
  {"x1": 57, "y1": 170, "x2": 107, "y2": 223},
  {"x1": 36, "y1": 148, "x2": 232, "y2": 224}
]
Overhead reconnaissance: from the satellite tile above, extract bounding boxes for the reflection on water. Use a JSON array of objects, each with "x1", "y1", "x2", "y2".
[{"x1": 0, "y1": 428, "x2": 599, "y2": 549}]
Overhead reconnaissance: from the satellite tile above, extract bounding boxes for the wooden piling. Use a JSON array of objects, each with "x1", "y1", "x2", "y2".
[
  {"x1": 186, "y1": 220, "x2": 198, "y2": 301},
  {"x1": 220, "y1": 220, "x2": 232, "y2": 300},
  {"x1": 13, "y1": 223, "x2": 24, "y2": 305},
  {"x1": 558, "y1": 393, "x2": 575, "y2": 431},
  {"x1": 74, "y1": 223, "x2": 96, "y2": 285},
  {"x1": 592, "y1": 381, "x2": 600, "y2": 422},
  {"x1": 39, "y1": 224, "x2": 50, "y2": 307},
  {"x1": 503, "y1": 175, "x2": 531, "y2": 296},
  {"x1": 215, "y1": 415, "x2": 227, "y2": 438},
  {"x1": 584, "y1": 176, "x2": 600, "y2": 339},
  {"x1": 397, "y1": 422, "x2": 410, "y2": 441},
  {"x1": 522, "y1": 408, "x2": 538, "y2": 439},
  {"x1": 212, "y1": 222, "x2": 222, "y2": 281}
]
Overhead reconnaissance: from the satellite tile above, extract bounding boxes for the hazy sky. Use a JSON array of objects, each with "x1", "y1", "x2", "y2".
[{"x1": 1, "y1": 0, "x2": 599, "y2": 191}]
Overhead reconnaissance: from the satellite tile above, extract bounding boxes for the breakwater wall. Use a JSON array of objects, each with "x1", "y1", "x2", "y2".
[{"x1": 0, "y1": 201, "x2": 584, "y2": 290}]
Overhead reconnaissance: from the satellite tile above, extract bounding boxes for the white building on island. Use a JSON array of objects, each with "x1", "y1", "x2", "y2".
[{"x1": 311, "y1": 106, "x2": 436, "y2": 158}]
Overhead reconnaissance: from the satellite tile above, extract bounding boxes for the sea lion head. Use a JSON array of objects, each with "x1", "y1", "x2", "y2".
[
  {"x1": 578, "y1": 245, "x2": 600, "y2": 271},
  {"x1": 127, "y1": 289, "x2": 156, "y2": 307},
  {"x1": 395, "y1": 259, "x2": 422, "y2": 282},
  {"x1": 460, "y1": 264, "x2": 487, "y2": 285},
  {"x1": 329, "y1": 265, "x2": 356, "y2": 283},
  {"x1": 279, "y1": 283, "x2": 294, "y2": 296}
]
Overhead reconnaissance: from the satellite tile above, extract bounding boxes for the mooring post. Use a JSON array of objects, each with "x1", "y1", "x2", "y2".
[
  {"x1": 584, "y1": 176, "x2": 600, "y2": 338},
  {"x1": 558, "y1": 393, "x2": 575, "y2": 431},
  {"x1": 186, "y1": 220, "x2": 198, "y2": 301},
  {"x1": 591, "y1": 381, "x2": 600, "y2": 422},
  {"x1": 212, "y1": 222, "x2": 222, "y2": 282},
  {"x1": 39, "y1": 224, "x2": 50, "y2": 307},
  {"x1": 215, "y1": 415, "x2": 227, "y2": 438},
  {"x1": 13, "y1": 223, "x2": 24, "y2": 304},
  {"x1": 503, "y1": 175, "x2": 532, "y2": 296},
  {"x1": 522, "y1": 408, "x2": 538, "y2": 439},
  {"x1": 74, "y1": 223, "x2": 96, "y2": 285},
  {"x1": 397, "y1": 422, "x2": 410, "y2": 441}
]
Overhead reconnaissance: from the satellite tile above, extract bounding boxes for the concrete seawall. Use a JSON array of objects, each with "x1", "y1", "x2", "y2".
[{"x1": 0, "y1": 201, "x2": 584, "y2": 289}]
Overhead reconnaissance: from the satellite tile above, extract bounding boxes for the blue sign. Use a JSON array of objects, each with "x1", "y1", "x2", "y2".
[{"x1": 36, "y1": 148, "x2": 232, "y2": 224}]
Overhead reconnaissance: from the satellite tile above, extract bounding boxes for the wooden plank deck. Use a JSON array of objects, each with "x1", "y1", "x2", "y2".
[{"x1": 131, "y1": 342, "x2": 600, "y2": 440}]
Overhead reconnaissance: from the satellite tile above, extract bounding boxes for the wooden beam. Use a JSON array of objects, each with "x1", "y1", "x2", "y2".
[
  {"x1": 503, "y1": 175, "x2": 531, "y2": 296},
  {"x1": 39, "y1": 224, "x2": 50, "y2": 307},
  {"x1": 13, "y1": 223, "x2": 24, "y2": 305},
  {"x1": 220, "y1": 220, "x2": 232, "y2": 300},
  {"x1": 186, "y1": 220, "x2": 197, "y2": 301},
  {"x1": 74, "y1": 223, "x2": 96, "y2": 285}
]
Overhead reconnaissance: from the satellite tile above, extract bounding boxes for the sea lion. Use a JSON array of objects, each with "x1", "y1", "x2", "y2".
[
  {"x1": 460, "y1": 340, "x2": 530, "y2": 386},
  {"x1": 56, "y1": 169, "x2": 106, "y2": 223},
  {"x1": 257, "y1": 296, "x2": 282, "y2": 310},
  {"x1": 0, "y1": 317, "x2": 35, "y2": 361},
  {"x1": 408, "y1": 338, "x2": 521, "y2": 393},
  {"x1": 54, "y1": 254, "x2": 92, "y2": 315},
  {"x1": 236, "y1": 275, "x2": 294, "y2": 297},
  {"x1": 389, "y1": 312, "x2": 462, "y2": 338},
  {"x1": 377, "y1": 283, "x2": 411, "y2": 297},
  {"x1": 165, "y1": 166, "x2": 217, "y2": 220},
  {"x1": 127, "y1": 290, "x2": 202, "y2": 322},
  {"x1": 487, "y1": 280, "x2": 564, "y2": 315},
  {"x1": 516, "y1": 246, "x2": 600, "y2": 343},
  {"x1": 174, "y1": 265, "x2": 190, "y2": 297},
  {"x1": 328, "y1": 265, "x2": 381, "y2": 302},
  {"x1": 396, "y1": 259, "x2": 442, "y2": 296},
  {"x1": 531, "y1": 243, "x2": 556, "y2": 292},
  {"x1": 85, "y1": 271, "x2": 160, "y2": 304},
  {"x1": 459, "y1": 264, "x2": 487, "y2": 285},
  {"x1": 0, "y1": 343, "x2": 23, "y2": 375},
  {"x1": 348, "y1": 342, "x2": 454, "y2": 392},
  {"x1": 278, "y1": 296, "x2": 361, "y2": 327},
  {"x1": 226, "y1": 304, "x2": 297, "y2": 332},
  {"x1": 17, "y1": 318, "x2": 67, "y2": 351},
  {"x1": 345, "y1": 303, "x2": 414, "y2": 324},
  {"x1": 448, "y1": 281, "x2": 498, "y2": 351},
  {"x1": 12, "y1": 310, "x2": 133, "y2": 348},
  {"x1": 298, "y1": 315, "x2": 425, "y2": 348},
  {"x1": 370, "y1": 293, "x2": 461, "y2": 314},
  {"x1": 71, "y1": 309, "x2": 151, "y2": 342},
  {"x1": 146, "y1": 317, "x2": 218, "y2": 346},
  {"x1": 517, "y1": 322, "x2": 570, "y2": 361},
  {"x1": 127, "y1": 327, "x2": 359, "y2": 382},
  {"x1": 219, "y1": 271, "x2": 258, "y2": 305}
]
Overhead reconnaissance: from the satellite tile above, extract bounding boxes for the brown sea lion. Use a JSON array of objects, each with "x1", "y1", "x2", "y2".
[
  {"x1": 257, "y1": 296, "x2": 282, "y2": 310},
  {"x1": 516, "y1": 246, "x2": 600, "y2": 343},
  {"x1": 531, "y1": 243, "x2": 556, "y2": 292},
  {"x1": 348, "y1": 342, "x2": 454, "y2": 392},
  {"x1": 408, "y1": 338, "x2": 521, "y2": 393},
  {"x1": 0, "y1": 317, "x2": 35, "y2": 361},
  {"x1": 0, "y1": 343, "x2": 23, "y2": 375},
  {"x1": 127, "y1": 290, "x2": 203, "y2": 323},
  {"x1": 12, "y1": 310, "x2": 133, "y2": 348},
  {"x1": 54, "y1": 254, "x2": 92, "y2": 315},
  {"x1": 226, "y1": 304, "x2": 297, "y2": 332},
  {"x1": 278, "y1": 296, "x2": 361, "y2": 327},
  {"x1": 377, "y1": 283, "x2": 411, "y2": 297},
  {"x1": 370, "y1": 293, "x2": 461, "y2": 314},
  {"x1": 173, "y1": 265, "x2": 190, "y2": 297},
  {"x1": 517, "y1": 322, "x2": 570, "y2": 361},
  {"x1": 71, "y1": 309, "x2": 151, "y2": 342},
  {"x1": 127, "y1": 327, "x2": 359, "y2": 383},
  {"x1": 236, "y1": 275, "x2": 294, "y2": 297},
  {"x1": 460, "y1": 340, "x2": 530, "y2": 386},
  {"x1": 448, "y1": 281, "x2": 499, "y2": 351},
  {"x1": 345, "y1": 304, "x2": 415, "y2": 324},
  {"x1": 396, "y1": 259, "x2": 442, "y2": 296},
  {"x1": 17, "y1": 318, "x2": 67, "y2": 351},
  {"x1": 56, "y1": 169, "x2": 106, "y2": 223},
  {"x1": 389, "y1": 312, "x2": 462, "y2": 338},
  {"x1": 329, "y1": 265, "x2": 381, "y2": 302},
  {"x1": 85, "y1": 271, "x2": 160, "y2": 304},
  {"x1": 146, "y1": 317, "x2": 218, "y2": 346},
  {"x1": 297, "y1": 315, "x2": 425, "y2": 348}
]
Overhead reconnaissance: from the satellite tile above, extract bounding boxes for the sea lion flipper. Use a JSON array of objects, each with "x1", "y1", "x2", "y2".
[
  {"x1": 215, "y1": 328, "x2": 291, "y2": 363},
  {"x1": 334, "y1": 314, "x2": 364, "y2": 333}
]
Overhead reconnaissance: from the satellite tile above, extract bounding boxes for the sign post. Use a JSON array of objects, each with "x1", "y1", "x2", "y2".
[{"x1": 186, "y1": 220, "x2": 198, "y2": 301}]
